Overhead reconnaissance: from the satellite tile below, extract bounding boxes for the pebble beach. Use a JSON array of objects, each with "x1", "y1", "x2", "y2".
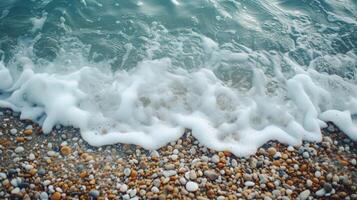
[{"x1": 0, "y1": 108, "x2": 356, "y2": 200}]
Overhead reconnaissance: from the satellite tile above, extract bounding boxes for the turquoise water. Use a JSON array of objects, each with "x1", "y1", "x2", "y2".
[
  {"x1": 1, "y1": 0, "x2": 356, "y2": 73},
  {"x1": 0, "y1": 0, "x2": 356, "y2": 155}
]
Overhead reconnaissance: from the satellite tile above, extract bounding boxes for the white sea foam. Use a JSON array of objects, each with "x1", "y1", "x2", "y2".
[
  {"x1": 0, "y1": 0, "x2": 356, "y2": 156},
  {"x1": 31, "y1": 13, "x2": 47, "y2": 32},
  {"x1": 0, "y1": 39, "x2": 356, "y2": 156}
]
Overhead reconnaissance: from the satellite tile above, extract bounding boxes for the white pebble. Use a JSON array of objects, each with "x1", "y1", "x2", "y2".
[
  {"x1": 179, "y1": 177, "x2": 187, "y2": 185},
  {"x1": 186, "y1": 181, "x2": 199, "y2": 192},
  {"x1": 14, "y1": 146, "x2": 24, "y2": 153},
  {"x1": 123, "y1": 168, "x2": 131, "y2": 177},
  {"x1": 287, "y1": 146, "x2": 294, "y2": 151},
  {"x1": 28, "y1": 153, "x2": 35, "y2": 160},
  {"x1": 11, "y1": 187, "x2": 20, "y2": 194},
  {"x1": 120, "y1": 184, "x2": 128, "y2": 193},
  {"x1": 244, "y1": 181, "x2": 255, "y2": 187},
  {"x1": 306, "y1": 179, "x2": 313, "y2": 187},
  {"x1": 25, "y1": 164, "x2": 33, "y2": 171},
  {"x1": 40, "y1": 192, "x2": 49, "y2": 200},
  {"x1": 151, "y1": 186, "x2": 159, "y2": 193},
  {"x1": 10, "y1": 128, "x2": 17, "y2": 134},
  {"x1": 302, "y1": 152, "x2": 310, "y2": 159},
  {"x1": 315, "y1": 171, "x2": 321, "y2": 178},
  {"x1": 211, "y1": 155, "x2": 220, "y2": 163},
  {"x1": 43, "y1": 180, "x2": 51, "y2": 186}
]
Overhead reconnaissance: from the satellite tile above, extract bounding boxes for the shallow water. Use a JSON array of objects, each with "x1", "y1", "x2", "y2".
[{"x1": 0, "y1": 0, "x2": 356, "y2": 156}]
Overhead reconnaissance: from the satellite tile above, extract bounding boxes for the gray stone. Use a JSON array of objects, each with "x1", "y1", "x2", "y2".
[
  {"x1": 298, "y1": 190, "x2": 310, "y2": 200},
  {"x1": 89, "y1": 189, "x2": 100, "y2": 198},
  {"x1": 204, "y1": 170, "x2": 219, "y2": 181}
]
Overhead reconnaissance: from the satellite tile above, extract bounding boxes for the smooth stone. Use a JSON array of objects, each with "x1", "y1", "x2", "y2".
[
  {"x1": 163, "y1": 170, "x2": 177, "y2": 177},
  {"x1": 186, "y1": 181, "x2": 199, "y2": 192},
  {"x1": 11, "y1": 187, "x2": 20, "y2": 195},
  {"x1": 302, "y1": 152, "x2": 309, "y2": 159},
  {"x1": 10, "y1": 128, "x2": 17, "y2": 134},
  {"x1": 89, "y1": 190, "x2": 100, "y2": 198},
  {"x1": 323, "y1": 183, "x2": 333, "y2": 193},
  {"x1": 14, "y1": 147, "x2": 24, "y2": 153},
  {"x1": 120, "y1": 184, "x2": 128, "y2": 193},
  {"x1": 298, "y1": 190, "x2": 310, "y2": 200},
  {"x1": 211, "y1": 155, "x2": 220, "y2": 163},
  {"x1": 38, "y1": 168, "x2": 46, "y2": 176},
  {"x1": 123, "y1": 168, "x2": 131, "y2": 177},
  {"x1": 164, "y1": 164, "x2": 175, "y2": 170},
  {"x1": 315, "y1": 171, "x2": 321, "y2": 178},
  {"x1": 151, "y1": 186, "x2": 159, "y2": 193},
  {"x1": 29, "y1": 153, "x2": 35, "y2": 160},
  {"x1": 315, "y1": 189, "x2": 326, "y2": 197},
  {"x1": 189, "y1": 170, "x2": 197, "y2": 180},
  {"x1": 40, "y1": 192, "x2": 49, "y2": 200},
  {"x1": 244, "y1": 181, "x2": 255, "y2": 187},
  {"x1": 204, "y1": 170, "x2": 219, "y2": 181}
]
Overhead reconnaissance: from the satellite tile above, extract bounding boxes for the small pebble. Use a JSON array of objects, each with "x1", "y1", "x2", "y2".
[
  {"x1": 14, "y1": 146, "x2": 24, "y2": 153},
  {"x1": 186, "y1": 181, "x2": 199, "y2": 192}
]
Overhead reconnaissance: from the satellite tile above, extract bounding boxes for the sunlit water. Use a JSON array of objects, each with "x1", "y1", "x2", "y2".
[{"x1": 0, "y1": 0, "x2": 356, "y2": 156}]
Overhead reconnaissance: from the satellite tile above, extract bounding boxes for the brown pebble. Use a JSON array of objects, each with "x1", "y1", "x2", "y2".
[
  {"x1": 16, "y1": 137, "x2": 26, "y2": 142},
  {"x1": 267, "y1": 182, "x2": 275, "y2": 189},
  {"x1": 130, "y1": 170, "x2": 138, "y2": 180},
  {"x1": 79, "y1": 171, "x2": 88, "y2": 178},
  {"x1": 60, "y1": 146, "x2": 72, "y2": 156},
  {"x1": 267, "y1": 147, "x2": 277, "y2": 156},
  {"x1": 51, "y1": 192, "x2": 61, "y2": 200},
  {"x1": 23, "y1": 129, "x2": 33, "y2": 135}
]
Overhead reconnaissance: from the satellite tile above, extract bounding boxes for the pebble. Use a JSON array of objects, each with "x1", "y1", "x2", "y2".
[
  {"x1": 23, "y1": 129, "x2": 33, "y2": 135},
  {"x1": 128, "y1": 189, "x2": 137, "y2": 197},
  {"x1": 14, "y1": 146, "x2": 24, "y2": 153},
  {"x1": 60, "y1": 146, "x2": 71, "y2": 156},
  {"x1": 302, "y1": 151, "x2": 309, "y2": 159},
  {"x1": 298, "y1": 190, "x2": 310, "y2": 200},
  {"x1": 323, "y1": 183, "x2": 333, "y2": 193},
  {"x1": 38, "y1": 168, "x2": 46, "y2": 176},
  {"x1": 186, "y1": 181, "x2": 199, "y2": 192},
  {"x1": 314, "y1": 171, "x2": 321, "y2": 178},
  {"x1": 164, "y1": 163, "x2": 175, "y2": 170},
  {"x1": 244, "y1": 181, "x2": 255, "y2": 187},
  {"x1": 120, "y1": 184, "x2": 128, "y2": 193},
  {"x1": 163, "y1": 170, "x2": 177, "y2": 177},
  {"x1": 29, "y1": 153, "x2": 35, "y2": 160},
  {"x1": 211, "y1": 155, "x2": 220, "y2": 163},
  {"x1": 179, "y1": 177, "x2": 187, "y2": 185},
  {"x1": 306, "y1": 179, "x2": 313, "y2": 187},
  {"x1": 89, "y1": 190, "x2": 100, "y2": 198},
  {"x1": 51, "y1": 192, "x2": 61, "y2": 200},
  {"x1": 189, "y1": 170, "x2": 197, "y2": 180},
  {"x1": 43, "y1": 180, "x2": 51, "y2": 186},
  {"x1": 204, "y1": 170, "x2": 219, "y2": 181},
  {"x1": 47, "y1": 151, "x2": 56, "y2": 157},
  {"x1": 273, "y1": 152, "x2": 281, "y2": 159},
  {"x1": 171, "y1": 154, "x2": 178, "y2": 161},
  {"x1": 350, "y1": 158, "x2": 356, "y2": 165},
  {"x1": 123, "y1": 168, "x2": 131, "y2": 177},
  {"x1": 267, "y1": 147, "x2": 277, "y2": 156},
  {"x1": 40, "y1": 192, "x2": 49, "y2": 200},
  {"x1": 151, "y1": 186, "x2": 159, "y2": 193},
  {"x1": 315, "y1": 188, "x2": 326, "y2": 197},
  {"x1": 287, "y1": 146, "x2": 294, "y2": 151},
  {"x1": 10, "y1": 128, "x2": 17, "y2": 134},
  {"x1": 11, "y1": 187, "x2": 20, "y2": 195}
]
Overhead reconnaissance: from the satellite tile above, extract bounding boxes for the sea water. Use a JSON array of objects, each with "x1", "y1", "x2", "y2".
[{"x1": 0, "y1": 0, "x2": 356, "y2": 156}]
